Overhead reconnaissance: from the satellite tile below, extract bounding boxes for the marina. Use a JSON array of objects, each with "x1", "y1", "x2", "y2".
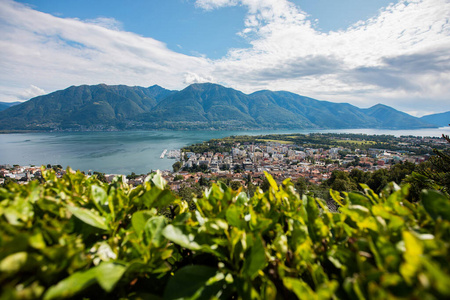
[{"x1": 160, "y1": 149, "x2": 167, "y2": 159}]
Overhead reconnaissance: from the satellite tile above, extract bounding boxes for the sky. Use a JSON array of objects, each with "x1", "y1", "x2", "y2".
[{"x1": 0, "y1": 0, "x2": 449, "y2": 117}]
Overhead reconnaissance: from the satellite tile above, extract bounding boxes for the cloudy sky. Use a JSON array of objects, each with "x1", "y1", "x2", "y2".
[{"x1": 0, "y1": 0, "x2": 449, "y2": 116}]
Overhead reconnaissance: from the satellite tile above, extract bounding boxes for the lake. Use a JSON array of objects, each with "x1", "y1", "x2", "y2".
[{"x1": 1, "y1": 127, "x2": 449, "y2": 174}]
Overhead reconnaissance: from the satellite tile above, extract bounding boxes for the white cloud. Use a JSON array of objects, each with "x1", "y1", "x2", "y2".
[
  {"x1": 0, "y1": 0, "x2": 449, "y2": 116},
  {"x1": 84, "y1": 17, "x2": 123, "y2": 31},
  {"x1": 198, "y1": 0, "x2": 450, "y2": 115},
  {"x1": 0, "y1": 0, "x2": 212, "y2": 101},
  {"x1": 195, "y1": 0, "x2": 239, "y2": 10},
  {"x1": 18, "y1": 85, "x2": 45, "y2": 100},
  {"x1": 184, "y1": 72, "x2": 215, "y2": 85}
]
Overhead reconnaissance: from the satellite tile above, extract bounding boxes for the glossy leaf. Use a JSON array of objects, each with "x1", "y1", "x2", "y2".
[
  {"x1": 95, "y1": 262, "x2": 127, "y2": 292},
  {"x1": 421, "y1": 189, "x2": 450, "y2": 221},
  {"x1": 44, "y1": 268, "x2": 97, "y2": 300},
  {"x1": 144, "y1": 216, "x2": 167, "y2": 247},
  {"x1": 66, "y1": 205, "x2": 108, "y2": 230},
  {"x1": 243, "y1": 235, "x2": 266, "y2": 279},
  {"x1": 264, "y1": 171, "x2": 279, "y2": 191},
  {"x1": 162, "y1": 224, "x2": 201, "y2": 250}
]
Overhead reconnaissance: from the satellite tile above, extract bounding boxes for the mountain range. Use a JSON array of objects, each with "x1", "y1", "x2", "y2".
[
  {"x1": 0, "y1": 83, "x2": 442, "y2": 131},
  {"x1": 0, "y1": 101, "x2": 21, "y2": 112},
  {"x1": 420, "y1": 111, "x2": 450, "y2": 127}
]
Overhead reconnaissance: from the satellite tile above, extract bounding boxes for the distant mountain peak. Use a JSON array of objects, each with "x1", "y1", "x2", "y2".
[
  {"x1": 368, "y1": 103, "x2": 391, "y2": 109},
  {"x1": 420, "y1": 111, "x2": 450, "y2": 127},
  {"x1": 0, "y1": 83, "x2": 438, "y2": 131},
  {"x1": 148, "y1": 84, "x2": 165, "y2": 89}
]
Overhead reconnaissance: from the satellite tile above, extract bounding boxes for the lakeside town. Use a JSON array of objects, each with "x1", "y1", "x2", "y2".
[{"x1": 2, "y1": 133, "x2": 448, "y2": 191}]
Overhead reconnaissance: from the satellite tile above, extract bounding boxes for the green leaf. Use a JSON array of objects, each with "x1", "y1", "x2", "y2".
[
  {"x1": 29, "y1": 231, "x2": 46, "y2": 249},
  {"x1": 330, "y1": 189, "x2": 344, "y2": 207},
  {"x1": 91, "y1": 185, "x2": 107, "y2": 205},
  {"x1": 141, "y1": 189, "x2": 176, "y2": 209},
  {"x1": 144, "y1": 216, "x2": 167, "y2": 247},
  {"x1": 226, "y1": 204, "x2": 245, "y2": 229},
  {"x1": 283, "y1": 277, "x2": 316, "y2": 299},
  {"x1": 132, "y1": 210, "x2": 157, "y2": 236},
  {"x1": 44, "y1": 268, "x2": 97, "y2": 300},
  {"x1": 95, "y1": 262, "x2": 127, "y2": 292},
  {"x1": 421, "y1": 190, "x2": 450, "y2": 221},
  {"x1": 164, "y1": 265, "x2": 218, "y2": 300},
  {"x1": 347, "y1": 192, "x2": 370, "y2": 208},
  {"x1": 162, "y1": 225, "x2": 201, "y2": 250},
  {"x1": 152, "y1": 189, "x2": 177, "y2": 208},
  {"x1": 243, "y1": 235, "x2": 266, "y2": 279},
  {"x1": 236, "y1": 192, "x2": 249, "y2": 205},
  {"x1": 67, "y1": 205, "x2": 108, "y2": 230},
  {"x1": 422, "y1": 257, "x2": 450, "y2": 296},
  {"x1": 264, "y1": 171, "x2": 278, "y2": 191},
  {"x1": 3, "y1": 198, "x2": 34, "y2": 226},
  {"x1": 44, "y1": 263, "x2": 127, "y2": 299},
  {"x1": 151, "y1": 171, "x2": 167, "y2": 190},
  {"x1": 0, "y1": 252, "x2": 28, "y2": 273},
  {"x1": 400, "y1": 231, "x2": 423, "y2": 284}
]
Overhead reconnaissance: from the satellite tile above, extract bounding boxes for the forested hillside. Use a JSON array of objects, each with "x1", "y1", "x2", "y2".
[{"x1": 0, "y1": 83, "x2": 436, "y2": 131}]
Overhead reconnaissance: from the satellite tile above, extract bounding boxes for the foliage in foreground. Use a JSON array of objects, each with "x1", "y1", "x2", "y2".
[{"x1": 0, "y1": 169, "x2": 449, "y2": 299}]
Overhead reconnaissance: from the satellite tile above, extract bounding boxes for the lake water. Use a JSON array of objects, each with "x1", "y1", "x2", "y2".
[{"x1": 1, "y1": 127, "x2": 449, "y2": 174}]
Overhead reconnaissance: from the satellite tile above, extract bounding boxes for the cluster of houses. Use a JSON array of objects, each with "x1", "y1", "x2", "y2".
[
  {"x1": 1, "y1": 135, "x2": 445, "y2": 189},
  {"x1": 162, "y1": 140, "x2": 429, "y2": 189},
  {"x1": 0, "y1": 165, "x2": 42, "y2": 185}
]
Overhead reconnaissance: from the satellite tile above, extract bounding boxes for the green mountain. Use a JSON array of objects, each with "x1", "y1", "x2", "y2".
[
  {"x1": 362, "y1": 104, "x2": 435, "y2": 129},
  {"x1": 139, "y1": 83, "x2": 256, "y2": 128},
  {"x1": 0, "y1": 101, "x2": 21, "y2": 112},
  {"x1": 0, "y1": 84, "x2": 170, "y2": 130},
  {"x1": 420, "y1": 111, "x2": 450, "y2": 127},
  {"x1": 0, "y1": 83, "x2": 437, "y2": 131},
  {"x1": 247, "y1": 90, "x2": 379, "y2": 128}
]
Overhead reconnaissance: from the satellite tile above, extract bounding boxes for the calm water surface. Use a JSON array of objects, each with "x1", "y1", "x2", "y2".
[{"x1": 1, "y1": 128, "x2": 449, "y2": 174}]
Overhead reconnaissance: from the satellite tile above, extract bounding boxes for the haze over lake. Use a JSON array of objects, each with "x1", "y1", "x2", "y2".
[{"x1": 1, "y1": 128, "x2": 449, "y2": 174}]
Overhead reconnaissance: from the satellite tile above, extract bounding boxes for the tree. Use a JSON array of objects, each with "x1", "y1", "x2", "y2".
[
  {"x1": 244, "y1": 173, "x2": 252, "y2": 186},
  {"x1": 323, "y1": 170, "x2": 357, "y2": 192},
  {"x1": 198, "y1": 176, "x2": 209, "y2": 187},
  {"x1": 220, "y1": 164, "x2": 230, "y2": 171},
  {"x1": 388, "y1": 161, "x2": 415, "y2": 183},
  {"x1": 233, "y1": 164, "x2": 243, "y2": 173},
  {"x1": 177, "y1": 183, "x2": 203, "y2": 210},
  {"x1": 260, "y1": 178, "x2": 271, "y2": 192},
  {"x1": 172, "y1": 161, "x2": 182, "y2": 173},
  {"x1": 199, "y1": 164, "x2": 208, "y2": 172},
  {"x1": 422, "y1": 133, "x2": 450, "y2": 193},
  {"x1": 246, "y1": 182, "x2": 258, "y2": 197},
  {"x1": 367, "y1": 169, "x2": 389, "y2": 193},
  {"x1": 93, "y1": 171, "x2": 107, "y2": 183},
  {"x1": 230, "y1": 180, "x2": 242, "y2": 191},
  {"x1": 174, "y1": 175, "x2": 184, "y2": 181},
  {"x1": 126, "y1": 172, "x2": 139, "y2": 180},
  {"x1": 294, "y1": 177, "x2": 309, "y2": 197},
  {"x1": 349, "y1": 168, "x2": 369, "y2": 186}
]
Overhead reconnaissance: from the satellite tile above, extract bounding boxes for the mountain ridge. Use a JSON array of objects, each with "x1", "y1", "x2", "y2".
[
  {"x1": 0, "y1": 101, "x2": 21, "y2": 112},
  {"x1": 0, "y1": 83, "x2": 437, "y2": 131},
  {"x1": 420, "y1": 111, "x2": 450, "y2": 127}
]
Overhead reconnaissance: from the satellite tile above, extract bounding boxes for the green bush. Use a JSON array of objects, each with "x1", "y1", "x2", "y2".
[{"x1": 0, "y1": 169, "x2": 449, "y2": 299}]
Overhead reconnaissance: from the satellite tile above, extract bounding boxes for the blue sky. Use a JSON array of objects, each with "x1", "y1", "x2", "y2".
[
  {"x1": 13, "y1": 0, "x2": 394, "y2": 58},
  {"x1": 1, "y1": 0, "x2": 449, "y2": 116}
]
